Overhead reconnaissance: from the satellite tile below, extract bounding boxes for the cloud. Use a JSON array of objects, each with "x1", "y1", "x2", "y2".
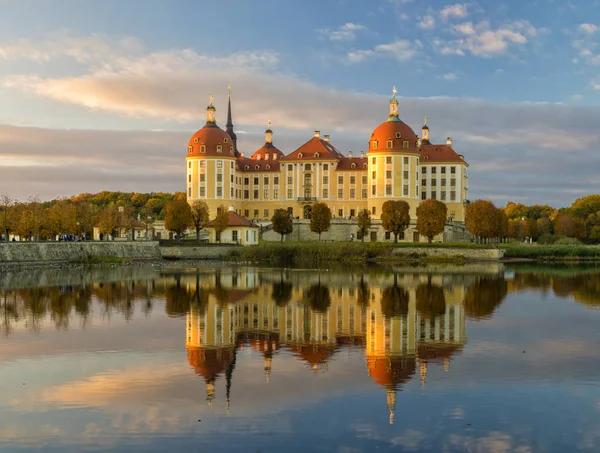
[
  {"x1": 435, "y1": 20, "x2": 539, "y2": 57},
  {"x1": 418, "y1": 15, "x2": 436, "y2": 30},
  {"x1": 442, "y1": 72, "x2": 459, "y2": 81},
  {"x1": 439, "y1": 3, "x2": 468, "y2": 20},
  {"x1": 348, "y1": 40, "x2": 419, "y2": 63},
  {"x1": 579, "y1": 23, "x2": 599, "y2": 34},
  {"x1": 322, "y1": 23, "x2": 367, "y2": 41}
]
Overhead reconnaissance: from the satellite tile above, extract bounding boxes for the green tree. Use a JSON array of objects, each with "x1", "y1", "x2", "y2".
[
  {"x1": 213, "y1": 205, "x2": 229, "y2": 243},
  {"x1": 416, "y1": 199, "x2": 447, "y2": 244},
  {"x1": 309, "y1": 202, "x2": 332, "y2": 241},
  {"x1": 381, "y1": 200, "x2": 410, "y2": 243},
  {"x1": 571, "y1": 195, "x2": 600, "y2": 219},
  {"x1": 271, "y1": 209, "x2": 293, "y2": 242},
  {"x1": 165, "y1": 200, "x2": 193, "y2": 239},
  {"x1": 190, "y1": 200, "x2": 210, "y2": 244},
  {"x1": 356, "y1": 209, "x2": 371, "y2": 243}
]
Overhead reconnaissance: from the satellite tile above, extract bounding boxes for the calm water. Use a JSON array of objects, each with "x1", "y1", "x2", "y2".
[{"x1": 1, "y1": 263, "x2": 600, "y2": 452}]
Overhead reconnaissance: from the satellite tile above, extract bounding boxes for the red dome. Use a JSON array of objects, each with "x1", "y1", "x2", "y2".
[
  {"x1": 368, "y1": 119, "x2": 419, "y2": 153},
  {"x1": 367, "y1": 355, "x2": 417, "y2": 388},
  {"x1": 187, "y1": 124, "x2": 236, "y2": 158}
]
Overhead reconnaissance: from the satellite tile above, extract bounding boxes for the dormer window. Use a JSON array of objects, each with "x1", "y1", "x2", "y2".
[
  {"x1": 200, "y1": 145, "x2": 206, "y2": 153},
  {"x1": 245, "y1": 165, "x2": 250, "y2": 170},
  {"x1": 273, "y1": 154, "x2": 278, "y2": 160},
  {"x1": 224, "y1": 138, "x2": 228, "y2": 144},
  {"x1": 363, "y1": 163, "x2": 367, "y2": 169},
  {"x1": 230, "y1": 146, "x2": 234, "y2": 154},
  {"x1": 395, "y1": 132, "x2": 401, "y2": 139},
  {"x1": 194, "y1": 138, "x2": 199, "y2": 144},
  {"x1": 403, "y1": 141, "x2": 409, "y2": 149},
  {"x1": 372, "y1": 141, "x2": 378, "y2": 149},
  {"x1": 188, "y1": 146, "x2": 193, "y2": 154},
  {"x1": 217, "y1": 145, "x2": 222, "y2": 153},
  {"x1": 315, "y1": 152, "x2": 320, "y2": 158},
  {"x1": 266, "y1": 164, "x2": 271, "y2": 170},
  {"x1": 255, "y1": 165, "x2": 260, "y2": 170},
  {"x1": 298, "y1": 153, "x2": 304, "y2": 158},
  {"x1": 387, "y1": 140, "x2": 393, "y2": 149},
  {"x1": 351, "y1": 163, "x2": 356, "y2": 169}
]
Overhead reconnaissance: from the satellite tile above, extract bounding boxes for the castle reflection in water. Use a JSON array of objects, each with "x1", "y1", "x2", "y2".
[{"x1": 184, "y1": 267, "x2": 478, "y2": 424}]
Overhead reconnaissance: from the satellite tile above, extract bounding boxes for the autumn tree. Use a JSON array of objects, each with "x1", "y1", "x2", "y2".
[
  {"x1": 165, "y1": 200, "x2": 193, "y2": 239},
  {"x1": 381, "y1": 200, "x2": 410, "y2": 243},
  {"x1": 495, "y1": 209, "x2": 508, "y2": 241},
  {"x1": 571, "y1": 194, "x2": 600, "y2": 219},
  {"x1": 504, "y1": 202, "x2": 530, "y2": 219},
  {"x1": 189, "y1": 200, "x2": 210, "y2": 244},
  {"x1": 537, "y1": 217, "x2": 553, "y2": 237},
  {"x1": 554, "y1": 213, "x2": 586, "y2": 240},
  {"x1": 310, "y1": 202, "x2": 332, "y2": 241},
  {"x1": 466, "y1": 199, "x2": 499, "y2": 242},
  {"x1": 381, "y1": 274, "x2": 409, "y2": 318},
  {"x1": 416, "y1": 279, "x2": 446, "y2": 319},
  {"x1": 271, "y1": 208, "x2": 293, "y2": 242},
  {"x1": 272, "y1": 273, "x2": 293, "y2": 307},
  {"x1": 213, "y1": 205, "x2": 229, "y2": 243},
  {"x1": 15, "y1": 196, "x2": 45, "y2": 240},
  {"x1": 463, "y1": 276, "x2": 508, "y2": 320},
  {"x1": 416, "y1": 199, "x2": 447, "y2": 244},
  {"x1": 0, "y1": 193, "x2": 14, "y2": 240},
  {"x1": 356, "y1": 209, "x2": 371, "y2": 243},
  {"x1": 507, "y1": 219, "x2": 530, "y2": 241},
  {"x1": 306, "y1": 282, "x2": 331, "y2": 312}
]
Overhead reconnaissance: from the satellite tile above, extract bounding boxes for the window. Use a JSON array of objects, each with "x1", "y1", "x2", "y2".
[
  {"x1": 264, "y1": 176, "x2": 269, "y2": 185},
  {"x1": 230, "y1": 187, "x2": 233, "y2": 197},
  {"x1": 264, "y1": 209, "x2": 269, "y2": 218},
  {"x1": 350, "y1": 189, "x2": 355, "y2": 199},
  {"x1": 404, "y1": 157, "x2": 409, "y2": 165},
  {"x1": 244, "y1": 190, "x2": 249, "y2": 199},
  {"x1": 372, "y1": 207, "x2": 376, "y2": 215},
  {"x1": 350, "y1": 209, "x2": 356, "y2": 217},
  {"x1": 441, "y1": 167, "x2": 446, "y2": 174},
  {"x1": 372, "y1": 185, "x2": 376, "y2": 195},
  {"x1": 431, "y1": 191, "x2": 437, "y2": 199},
  {"x1": 372, "y1": 157, "x2": 376, "y2": 164},
  {"x1": 217, "y1": 160, "x2": 222, "y2": 169},
  {"x1": 188, "y1": 162, "x2": 191, "y2": 168},
  {"x1": 188, "y1": 146, "x2": 193, "y2": 154},
  {"x1": 287, "y1": 176, "x2": 293, "y2": 185},
  {"x1": 403, "y1": 170, "x2": 409, "y2": 180},
  {"x1": 200, "y1": 187, "x2": 205, "y2": 197},
  {"x1": 243, "y1": 210, "x2": 249, "y2": 218},
  {"x1": 441, "y1": 191, "x2": 446, "y2": 201},
  {"x1": 362, "y1": 188, "x2": 367, "y2": 198},
  {"x1": 432, "y1": 167, "x2": 437, "y2": 174},
  {"x1": 403, "y1": 141, "x2": 409, "y2": 148},
  {"x1": 304, "y1": 174, "x2": 311, "y2": 185},
  {"x1": 421, "y1": 192, "x2": 427, "y2": 200},
  {"x1": 230, "y1": 174, "x2": 234, "y2": 183},
  {"x1": 217, "y1": 173, "x2": 223, "y2": 183},
  {"x1": 338, "y1": 189, "x2": 344, "y2": 199},
  {"x1": 288, "y1": 164, "x2": 293, "y2": 171},
  {"x1": 298, "y1": 153, "x2": 303, "y2": 158},
  {"x1": 442, "y1": 178, "x2": 446, "y2": 186},
  {"x1": 254, "y1": 190, "x2": 259, "y2": 199},
  {"x1": 287, "y1": 189, "x2": 293, "y2": 198},
  {"x1": 450, "y1": 179, "x2": 456, "y2": 187},
  {"x1": 386, "y1": 156, "x2": 392, "y2": 164},
  {"x1": 432, "y1": 179, "x2": 437, "y2": 186},
  {"x1": 338, "y1": 209, "x2": 344, "y2": 217},
  {"x1": 372, "y1": 171, "x2": 376, "y2": 180},
  {"x1": 386, "y1": 170, "x2": 392, "y2": 179},
  {"x1": 421, "y1": 167, "x2": 427, "y2": 174},
  {"x1": 244, "y1": 177, "x2": 249, "y2": 185},
  {"x1": 254, "y1": 177, "x2": 259, "y2": 185},
  {"x1": 323, "y1": 189, "x2": 329, "y2": 198},
  {"x1": 274, "y1": 176, "x2": 279, "y2": 185},
  {"x1": 421, "y1": 179, "x2": 426, "y2": 186},
  {"x1": 450, "y1": 191, "x2": 456, "y2": 201},
  {"x1": 200, "y1": 174, "x2": 205, "y2": 182},
  {"x1": 350, "y1": 176, "x2": 356, "y2": 184},
  {"x1": 386, "y1": 140, "x2": 393, "y2": 149},
  {"x1": 338, "y1": 175, "x2": 344, "y2": 184},
  {"x1": 264, "y1": 188, "x2": 269, "y2": 200},
  {"x1": 372, "y1": 141, "x2": 378, "y2": 149},
  {"x1": 217, "y1": 145, "x2": 222, "y2": 153},
  {"x1": 403, "y1": 185, "x2": 409, "y2": 196},
  {"x1": 200, "y1": 145, "x2": 206, "y2": 153},
  {"x1": 217, "y1": 187, "x2": 222, "y2": 197},
  {"x1": 362, "y1": 175, "x2": 367, "y2": 185},
  {"x1": 323, "y1": 176, "x2": 329, "y2": 185},
  {"x1": 324, "y1": 164, "x2": 329, "y2": 170},
  {"x1": 305, "y1": 163, "x2": 311, "y2": 171},
  {"x1": 188, "y1": 175, "x2": 192, "y2": 183},
  {"x1": 386, "y1": 184, "x2": 392, "y2": 195},
  {"x1": 254, "y1": 209, "x2": 259, "y2": 218},
  {"x1": 450, "y1": 166, "x2": 456, "y2": 174},
  {"x1": 188, "y1": 187, "x2": 191, "y2": 197},
  {"x1": 385, "y1": 231, "x2": 391, "y2": 240}
]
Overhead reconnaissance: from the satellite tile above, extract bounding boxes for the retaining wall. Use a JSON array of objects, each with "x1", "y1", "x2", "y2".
[
  {"x1": 390, "y1": 247, "x2": 504, "y2": 261},
  {"x1": 160, "y1": 245, "x2": 240, "y2": 260}
]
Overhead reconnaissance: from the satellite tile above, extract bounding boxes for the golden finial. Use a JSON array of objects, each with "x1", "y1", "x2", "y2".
[
  {"x1": 228, "y1": 85, "x2": 231, "y2": 97},
  {"x1": 267, "y1": 120, "x2": 271, "y2": 129},
  {"x1": 424, "y1": 116, "x2": 427, "y2": 126},
  {"x1": 392, "y1": 85, "x2": 397, "y2": 97},
  {"x1": 209, "y1": 93, "x2": 214, "y2": 105}
]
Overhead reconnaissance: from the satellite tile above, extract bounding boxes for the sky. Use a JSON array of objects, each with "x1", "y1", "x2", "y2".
[{"x1": 0, "y1": 0, "x2": 599, "y2": 207}]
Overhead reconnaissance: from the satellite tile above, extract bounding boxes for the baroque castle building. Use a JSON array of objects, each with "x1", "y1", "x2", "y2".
[{"x1": 186, "y1": 88, "x2": 469, "y2": 238}]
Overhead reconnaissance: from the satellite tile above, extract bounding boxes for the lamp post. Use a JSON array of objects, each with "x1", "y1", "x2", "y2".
[{"x1": 76, "y1": 221, "x2": 80, "y2": 241}]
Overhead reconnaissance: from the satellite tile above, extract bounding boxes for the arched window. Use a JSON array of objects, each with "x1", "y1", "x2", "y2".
[
  {"x1": 351, "y1": 163, "x2": 356, "y2": 169},
  {"x1": 244, "y1": 165, "x2": 249, "y2": 170},
  {"x1": 188, "y1": 146, "x2": 193, "y2": 154},
  {"x1": 298, "y1": 153, "x2": 304, "y2": 158},
  {"x1": 315, "y1": 152, "x2": 320, "y2": 158},
  {"x1": 266, "y1": 164, "x2": 271, "y2": 170},
  {"x1": 200, "y1": 145, "x2": 206, "y2": 153},
  {"x1": 217, "y1": 145, "x2": 222, "y2": 153},
  {"x1": 194, "y1": 138, "x2": 199, "y2": 144},
  {"x1": 255, "y1": 165, "x2": 260, "y2": 170},
  {"x1": 230, "y1": 146, "x2": 234, "y2": 154},
  {"x1": 363, "y1": 163, "x2": 367, "y2": 168}
]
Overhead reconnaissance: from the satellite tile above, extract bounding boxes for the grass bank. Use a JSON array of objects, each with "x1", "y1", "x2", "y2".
[
  {"x1": 71, "y1": 256, "x2": 133, "y2": 264},
  {"x1": 226, "y1": 242, "x2": 496, "y2": 266},
  {"x1": 503, "y1": 245, "x2": 600, "y2": 261}
]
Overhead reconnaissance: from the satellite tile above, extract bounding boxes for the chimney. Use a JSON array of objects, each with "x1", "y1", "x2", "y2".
[
  {"x1": 446, "y1": 137, "x2": 452, "y2": 147},
  {"x1": 265, "y1": 153, "x2": 270, "y2": 160},
  {"x1": 241, "y1": 152, "x2": 244, "y2": 157},
  {"x1": 360, "y1": 151, "x2": 364, "y2": 158},
  {"x1": 417, "y1": 137, "x2": 422, "y2": 147},
  {"x1": 273, "y1": 154, "x2": 278, "y2": 160},
  {"x1": 323, "y1": 134, "x2": 330, "y2": 142},
  {"x1": 257, "y1": 154, "x2": 262, "y2": 160},
  {"x1": 314, "y1": 130, "x2": 320, "y2": 139},
  {"x1": 349, "y1": 151, "x2": 353, "y2": 158}
]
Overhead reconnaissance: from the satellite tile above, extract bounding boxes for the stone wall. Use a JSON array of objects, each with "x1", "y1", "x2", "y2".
[
  {"x1": 261, "y1": 220, "x2": 472, "y2": 243},
  {"x1": 0, "y1": 241, "x2": 161, "y2": 264},
  {"x1": 160, "y1": 245, "x2": 241, "y2": 260},
  {"x1": 390, "y1": 247, "x2": 503, "y2": 261}
]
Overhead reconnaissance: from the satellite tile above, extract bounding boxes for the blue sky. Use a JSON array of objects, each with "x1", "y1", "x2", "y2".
[{"x1": 0, "y1": 0, "x2": 599, "y2": 205}]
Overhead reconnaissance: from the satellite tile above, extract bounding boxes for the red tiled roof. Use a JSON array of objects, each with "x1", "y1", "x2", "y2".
[
  {"x1": 251, "y1": 143, "x2": 285, "y2": 161},
  {"x1": 335, "y1": 157, "x2": 368, "y2": 171},
  {"x1": 187, "y1": 124, "x2": 236, "y2": 158},
  {"x1": 236, "y1": 157, "x2": 280, "y2": 173},
  {"x1": 207, "y1": 210, "x2": 259, "y2": 228},
  {"x1": 369, "y1": 119, "x2": 419, "y2": 153},
  {"x1": 284, "y1": 137, "x2": 345, "y2": 160},
  {"x1": 419, "y1": 144, "x2": 467, "y2": 165}
]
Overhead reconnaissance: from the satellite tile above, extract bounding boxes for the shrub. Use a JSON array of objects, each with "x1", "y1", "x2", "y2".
[{"x1": 553, "y1": 237, "x2": 583, "y2": 246}]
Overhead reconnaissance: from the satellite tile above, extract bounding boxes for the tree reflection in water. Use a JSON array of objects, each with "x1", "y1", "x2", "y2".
[
  {"x1": 415, "y1": 276, "x2": 446, "y2": 319},
  {"x1": 463, "y1": 275, "x2": 508, "y2": 320}
]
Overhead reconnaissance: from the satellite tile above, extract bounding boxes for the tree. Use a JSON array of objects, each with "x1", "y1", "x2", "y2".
[
  {"x1": 381, "y1": 200, "x2": 410, "y2": 243},
  {"x1": 466, "y1": 199, "x2": 499, "y2": 242},
  {"x1": 309, "y1": 202, "x2": 331, "y2": 241},
  {"x1": 97, "y1": 205, "x2": 119, "y2": 239},
  {"x1": 356, "y1": 209, "x2": 371, "y2": 243},
  {"x1": 306, "y1": 282, "x2": 331, "y2": 312},
  {"x1": 416, "y1": 279, "x2": 446, "y2": 319},
  {"x1": 271, "y1": 209, "x2": 293, "y2": 242},
  {"x1": 381, "y1": 274, "x2": 409, "y2": 318},
  {"x1": 190, "y1": 200, "x2": 210, "y2": 244},
  {"x1": 463, "y1": 276, "x2": 508, "y2": 320},
  {"x1": 165, "y1": 200, "x2": 193, "y2": 239},
  {"x1": 0, "y1": 194, "x2": 14, "y2": 240},
  {"x1": 554, "y1": 213, "x2": 586, "y2": 240},
  {"x1": 272, "y1": 275, "x2": 293, "y2": 307},
  {"x1": 495, "y1": 209, "x2": 508, "y2": 241},
  {"x1": 571, "y1": 194, "x2": 600, "y2": 219},
  {"x1": 213, "y1": 205, "x2": 229, "y2": 243},
  {"x1": 504, "y1": 202, "x2": 530, "y2": 219},
  {"x1": 416, "y1": 199, "x2": 447, "y2": 244},
  {"x1": 507, "y1": 218, "x2": 530, "y2": 241},
  {"x1": 537, "y1": 216, "x2": 552, "y2": 237}
]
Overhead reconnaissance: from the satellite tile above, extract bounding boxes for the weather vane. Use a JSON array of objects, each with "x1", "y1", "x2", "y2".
[
  {"x1": 424, "y1": 116, "x2": 427, "y2": 126},
  {"x1": 268, "y1": 120, "x2": 271, "y2": 129},
  {"x1": 392, "y1": 85, "x2": 397, "y2": 97},
  {"x1": 228, "y1": 85, "x2": 231, "y2": 97},
  {"x1": 209, "y1": 93, "x2": 214, "y2": 104}
]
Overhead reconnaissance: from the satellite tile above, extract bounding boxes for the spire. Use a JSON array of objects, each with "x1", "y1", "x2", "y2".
[
  {"x1": 225, "y1": 348, "x2": 237, "y2": 415},
  {"x1": 265, "y1": 120, "x2": 273, "y2": 146},
  {"x1": 264, "y1": 354, "x2": 272, "y2": 383},
  {"x1": 419, "y1": 360, "x2": 428, "y2": 388},
  {"x1": 387, "y1": 85, "x2": 399, "y2": 121},
  {"x1": 206, "y1": 93, "x2": 216, "y2": 125},
  {"x1": 421, "y1": 116, "x2": 430, "y2": 144},
  {"x1": 225, "y1": 85, "x2": 238, "y2": 152},
  {"x1": 205, "y1": 377, "x2": 216, "y2": 408},
  {"x1": 386, "y1": 388, "x2": 396, "y2": 425}
]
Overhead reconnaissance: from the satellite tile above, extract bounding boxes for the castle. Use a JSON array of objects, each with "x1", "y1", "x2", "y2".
[{"x1": 186, "y1": 87, "x2": 469, "y2": 241}]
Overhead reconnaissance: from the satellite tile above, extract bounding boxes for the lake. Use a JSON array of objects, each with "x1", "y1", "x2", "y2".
[{"x1": 1, "y1": 262, "x2": 600, "y2": 452}]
